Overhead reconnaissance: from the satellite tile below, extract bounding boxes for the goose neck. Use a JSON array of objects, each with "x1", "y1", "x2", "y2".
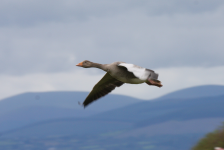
[{"x1": 91, "y1": 63, "x2": 107, "y2": 72}]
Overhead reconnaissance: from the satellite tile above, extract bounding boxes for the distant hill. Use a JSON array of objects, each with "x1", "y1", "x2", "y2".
[
  {"x1": 0, "y1": 91, "x2": 141, "y2": 132},
  {"x1": 4, "y1": 94, "x2": 224, "y2": 138},
  {"x1": 1, "y1": 85, "x2": 224, "y2": 150},
  {"x1": 0, "y1": 91, "x2": 142, "y2": 114},
  {"x1": 159, "y1": 85, "x2": 224, "y2": 99},
  {"x1": 91, "y1": 94, "x2": 224, "y2": 125}
]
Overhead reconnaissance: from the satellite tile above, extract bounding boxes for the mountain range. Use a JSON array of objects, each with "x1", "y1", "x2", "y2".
[{"x1": 0, "y1": 85, "x2": 224, "y2": 150}]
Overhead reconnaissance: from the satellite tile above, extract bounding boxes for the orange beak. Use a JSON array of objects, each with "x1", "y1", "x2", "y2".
[{"x1": 76, "y1": 62, "x2": 83, "y2": 67}]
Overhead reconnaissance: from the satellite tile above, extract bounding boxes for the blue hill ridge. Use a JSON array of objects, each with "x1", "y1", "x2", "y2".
[{"x1": 0, "y1": 85, "x2": 224, "y2": 150}]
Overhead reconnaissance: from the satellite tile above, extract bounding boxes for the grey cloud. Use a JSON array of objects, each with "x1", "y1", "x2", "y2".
[
  {"x1": 0, "y1": 0, "x2": 223, "y2": 27},
  {"x1": 0, "y1": 0, "x2": 224, "y2": 75}
]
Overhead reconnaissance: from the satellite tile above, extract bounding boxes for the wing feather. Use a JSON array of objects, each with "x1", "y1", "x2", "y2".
[
  {"x1": 118, "y1": 63, "x2": 150, "y2": 80},
  {"x1": 118, "y1": 63, "x2": 159, "y2": 80},
  {"x1": 82, "y1": 73, "x2": 124, "y2": 107}
]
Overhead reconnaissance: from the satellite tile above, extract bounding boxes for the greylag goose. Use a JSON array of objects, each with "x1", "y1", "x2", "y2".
[{"x1": 76, "y1": 60, "x2": 162, "y2": 107}]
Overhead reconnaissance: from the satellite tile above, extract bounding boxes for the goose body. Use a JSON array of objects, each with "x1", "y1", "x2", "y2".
[
  {"x1": 107, "y1": 62, "x2": 155, "y2": 84},
  {"x1": 76, "y1": 60, "x2": 162, "y2": 107}
]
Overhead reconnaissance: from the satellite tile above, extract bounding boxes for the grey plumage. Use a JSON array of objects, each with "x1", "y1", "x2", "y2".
[
  {"x1": 146, "y1": 69, "x2": 159, "y2": 80},
  {"x1": 76, "y1": 60, "x2": 162, "y2": 108}
]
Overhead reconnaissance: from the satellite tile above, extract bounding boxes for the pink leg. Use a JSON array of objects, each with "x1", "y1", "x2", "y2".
[{"x1": 146, "y1": 79, "x2": 163, "y2": 87}]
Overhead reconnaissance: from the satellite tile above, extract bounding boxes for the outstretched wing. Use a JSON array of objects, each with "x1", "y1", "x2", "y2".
[{"x1": 82, "y1": 73, "x2": 124, "y2": 108}]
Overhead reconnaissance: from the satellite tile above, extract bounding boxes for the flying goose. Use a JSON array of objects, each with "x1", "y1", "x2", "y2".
[{"x1": 76, "y1": 60, "x2": 162, "y2": 108}]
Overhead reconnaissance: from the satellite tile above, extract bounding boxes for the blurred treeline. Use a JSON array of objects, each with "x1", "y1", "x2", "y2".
[{"x1": 192, "y1": 123, "x2": 224, "y2": 150}]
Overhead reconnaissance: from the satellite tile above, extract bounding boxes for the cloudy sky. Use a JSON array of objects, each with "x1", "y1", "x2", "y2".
[{"x1": 1, "y1": 0, "x2": 224, "y2": 100}]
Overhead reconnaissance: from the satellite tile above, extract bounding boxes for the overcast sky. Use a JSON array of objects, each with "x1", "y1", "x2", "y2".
[{"x1": 1, "y1": 0, "x2": 224, "y2": 100}]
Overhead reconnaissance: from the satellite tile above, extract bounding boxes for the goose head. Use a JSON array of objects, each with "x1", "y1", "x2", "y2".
[{"x1": 76, "y1": 60, "x2": 93, "y2": 68}]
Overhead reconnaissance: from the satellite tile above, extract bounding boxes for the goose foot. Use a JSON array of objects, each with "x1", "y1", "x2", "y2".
[{"x1": 146, "y1": 79, "x2": 163, "y2": 88}]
